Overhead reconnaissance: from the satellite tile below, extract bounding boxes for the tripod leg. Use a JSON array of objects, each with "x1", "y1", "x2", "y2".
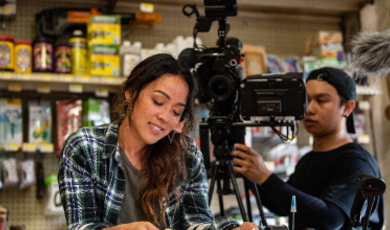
[
  {"x1": 226, "y1": 160, "x2": 248, "y2": 222},
  {"x1": 250, "y1": 181, "x2": 268, "y2": 227},
  {"x1": 244, "y1": 178, "x2": 253, "y2": 222},
  {"x1": 217, "y1": 179, "x2": 225, "y2": 216},
  {"x1": 208, "y1": 161, "x2": 220, "y2": 205}
]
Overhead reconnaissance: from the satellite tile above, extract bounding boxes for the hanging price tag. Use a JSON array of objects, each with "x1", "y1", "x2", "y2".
[
  {"x1": 95, "y1": 88, "x2": 109, "y2": 98},
  {"x1": 69, "y1": 84, "x2": 83, "y2": 93},
  {"x1": 37, "y1": 85, "x2": 51, "y2": 93},
  {"x1": 357, "y1": 134, "x2": 370, "y2": 144},
  {"x1": 8, "y1": 83, "x2": 21, "y2": 92},
  {"x1": 22, "y1": 143, "x2": 36, "y2": 152}
]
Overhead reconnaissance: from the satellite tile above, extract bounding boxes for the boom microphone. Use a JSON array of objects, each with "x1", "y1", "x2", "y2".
[{"x1": 350, "y1": 29, "x2": 390, "y2": 77}]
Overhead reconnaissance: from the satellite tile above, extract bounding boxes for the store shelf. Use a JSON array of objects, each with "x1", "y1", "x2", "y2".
[
  {"x1": 356, "y1": 85, "x2": 382, "y2": 95},
  {"x1": 0, "y1": 72, "x2": 124, "y2": 94}
]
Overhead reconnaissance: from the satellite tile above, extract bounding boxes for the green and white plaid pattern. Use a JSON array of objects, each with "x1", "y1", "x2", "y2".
[{"x1": 58, "y1": 122, "x2": 240, "y2": 230}]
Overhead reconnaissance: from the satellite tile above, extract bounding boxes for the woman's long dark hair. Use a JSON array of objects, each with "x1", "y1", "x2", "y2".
[{"x1": 115, "y1": 53, "x2": 197, "y2": 228}]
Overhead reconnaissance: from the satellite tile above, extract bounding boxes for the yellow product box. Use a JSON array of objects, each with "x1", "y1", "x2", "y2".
[
  {"x1": 88, "y1": 15, "x2": 121, "y2": 45},
  {"x1": 88, "y1": 44, "x2": 120, "y2": 77}
]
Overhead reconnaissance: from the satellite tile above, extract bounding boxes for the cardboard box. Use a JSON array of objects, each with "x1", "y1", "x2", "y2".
[
  {"x1": 88, "y1": 44, "x2": 120, "y2": 76},
  {"x1": 87, "y1": 15, "x2": 121, "y2": 45},
  {"x1": 241, "y1": 44, "x2": 268, "y2": 78}
]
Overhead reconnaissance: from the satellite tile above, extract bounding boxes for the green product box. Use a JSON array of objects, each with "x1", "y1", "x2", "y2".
[
  {"x1": 82, "y1": 98, "x2": 110, "y2": 127},
  {"x1": 88, "y1": 15, "x2": 121, "y2": 45}
]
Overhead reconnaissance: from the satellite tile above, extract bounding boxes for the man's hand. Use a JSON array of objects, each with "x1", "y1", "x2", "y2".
[
  {"x1": 232, "y1": 221, "x2": 259, "y2": 230},
  {"x1": 231, "y1": 143, "x2": 272, "y2": 185},
  {"x1": 103, "y1": 222, "x2": 159, "y2": 230}
]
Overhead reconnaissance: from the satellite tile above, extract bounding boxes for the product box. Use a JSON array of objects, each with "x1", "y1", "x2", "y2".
[
  {"x1": 0, "y1": 98, "x2": 22, "y2": 151},
  {"x1": 306, "y1": 31, "x2": 345, "y2": 68},
  {"x1": 82, "y1": 98, "x2": 110, "y2": 127},
  {"x1": 88, "y1": 44, "x2": 120, "y2": 76},
  {"x1": 28, "y1": 101, "x2": 52, "y2": 145},
  {"x1": 87, "y1": 15, "x2": 121, "y2": 45},
  {"x1": 241, "y1": 44, "x2": 268, "y2": 78}
]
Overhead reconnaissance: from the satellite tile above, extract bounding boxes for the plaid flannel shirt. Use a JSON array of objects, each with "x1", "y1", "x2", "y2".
[{"x1": 58, "y1": 121, "x2": 240, "y2": 230}]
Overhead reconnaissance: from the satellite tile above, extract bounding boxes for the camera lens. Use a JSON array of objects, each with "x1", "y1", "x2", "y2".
[{"x1": 207, "y1": 74, "x2": 235, "y2": 102}]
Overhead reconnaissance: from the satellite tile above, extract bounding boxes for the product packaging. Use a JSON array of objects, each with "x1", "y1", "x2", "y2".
[
  {"x1": 88, "y1": 44, "x2": 119, "y2": 76},
  {"x1": 87, "y1": 15, "x2": 121, "y2": 45},
  {"x1": 14, "y1": 41, "x2": 32, "y2": 73},
  {"x1": 18, "y1": 159, "x2": 36, "y2": 190},
  {"x1": 33, "y1": 37, "x2": 54, "y2": 72},
  {"x1": 0, "y1": 98, "x2": 23, "y2": 151},
  {"x1": 54, "y1": 43, "x2": 71, "y2": 73},
  {"x1": 283, "y1": 57, "x2": 302, "y2": 72},
  {"x1": 1, "y1": 158, "x2": 19, "y2": 188},
  {"x1": 28, "y1": 101, "x2": 52, "y2": 145},
  {"x1": 241, "y1": 44, "x2": 268, "y2": 78},
  {"x1": 267, "y1": 54, "x2": 284, "y2": 73},
  {"x1": 0, "y1": 35, "x2": 15, "y2": 71},
  {"x1": 56, "y1": 100, "x2": 82, "y2": 156},
  {"x1": 69, "y1": 30, "x2": 87, "y2": 75},
  {"x1": 82, "y1": 98, "x2": 110, "y2": 127}
]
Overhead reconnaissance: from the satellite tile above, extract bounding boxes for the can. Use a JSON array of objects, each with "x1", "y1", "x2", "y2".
[
  {"x1": 14, "y1": 41, "x2": 32, "y2": 73},
  {"x1": 0, "y1": 35, "x2": 14, "y2": 71},
  {"x1": 33, "y1": 37, "x2": 54, "y2": 72},
  {"x1": 54, "y1": 43, "x2": 71, "y2": 73},
  {"x1": 69, "y1": 37, "x2": 87, "y2": 74}
]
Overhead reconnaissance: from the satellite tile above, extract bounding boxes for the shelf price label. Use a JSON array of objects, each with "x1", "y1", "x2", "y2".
[
  {"x1": 102, "y1": 77, "x2": 115, "y2": 83},
  {"x1": 37, "y1": 85, "x2": 51, "y2": 94},
  {"x1": 140, "y1": 3, "x2": 154, "y2": 12},
  {"x1": 38, "y1": 74, "x2": 51, "y2": 81},
  {"x1": 357, "y1": 134, "x2": 370, "y2": 144},
  {"x1": 95, "y1": 88, "x2": 109, "y2": 98},
  {"x1": 22, "y1": 143, "x2": 36, "y2": 152},
  {"x1": 5, "y1": 142, "x2": 19, "y2": 152},
  {"x1": 19, "y1": 73, "x2": 31, "y2": 79},
  {"x1": 60, "y1": 74, "x2": 73, "y2": 82},
  {"x1": 76, "y1": 75, "x2": 90, "y2": 82},
  {"x1": 69, "y1": 84, "x2": 83, "y2": 93},
  {"x1": 0, "y1": 72, "x2": 12, "y2": 79},
  {"x1": 38, "y1": 143, "x2": 54, "y2": 153},
  {"x1": 8, "y1": 83, "x2": 21, "y2": 92}
]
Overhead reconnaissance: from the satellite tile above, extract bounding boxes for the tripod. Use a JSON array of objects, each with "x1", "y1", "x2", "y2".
[{"x1": 200, "y1": 118, "x2": 268, "y2": 227}]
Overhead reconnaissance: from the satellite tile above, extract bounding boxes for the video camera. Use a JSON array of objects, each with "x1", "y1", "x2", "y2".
[{"x1": 178, "y1": 1, "x2": 308, "y2": 126}]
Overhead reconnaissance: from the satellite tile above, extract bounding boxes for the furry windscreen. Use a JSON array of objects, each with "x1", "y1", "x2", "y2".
[{"x1": 350, "y1": 29, "x2": 390, "y2": 78}]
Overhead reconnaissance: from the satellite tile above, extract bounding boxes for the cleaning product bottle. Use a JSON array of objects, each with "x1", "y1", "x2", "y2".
[{"x1": 120, "y1": 41, "x2": 141, "y2": 77}]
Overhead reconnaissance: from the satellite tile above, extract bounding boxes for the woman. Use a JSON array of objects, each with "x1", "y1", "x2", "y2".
[{"x1": 58, "y1": 53, "x2": 256, "y2": 230}]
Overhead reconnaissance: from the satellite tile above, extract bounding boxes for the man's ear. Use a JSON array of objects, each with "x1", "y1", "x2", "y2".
[
  {"x1": 125, "y1": 89, "x2": 132, "y2": 99},
  {"x1": 175, "y1": 121, "x2": 185, "y2": 133},
  {"x1": 344, "y1": 100, "x2": 356, "y2": 115}
]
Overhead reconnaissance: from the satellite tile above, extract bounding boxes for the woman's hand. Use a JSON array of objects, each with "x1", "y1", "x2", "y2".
[
  {"x1": 103, "y1": 222, "x2": 159, "y2": 230},
  {"x1": 232, "y1": 221, "x2": 259, "y2": 230},
  {"x1": 231, "y1": 143, "x2": 272, "y2": 185}
]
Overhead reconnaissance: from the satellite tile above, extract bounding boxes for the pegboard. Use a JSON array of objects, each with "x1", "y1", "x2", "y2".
[{"x1": 0, "y1": 0, "x2": 343, "y2": 230}]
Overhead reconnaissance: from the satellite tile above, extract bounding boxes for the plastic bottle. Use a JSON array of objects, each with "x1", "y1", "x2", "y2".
[
  {"x1": 69, "y1": 30, "x2": 87, "y2": 75},
  {"x1": 121, "y1": 41, "x2": 141, "y2": 77}
]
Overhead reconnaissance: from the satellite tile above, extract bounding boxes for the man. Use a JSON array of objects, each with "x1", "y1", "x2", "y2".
[{"x1": 231, "y1": 67, "x2": 384, "y2": 229}]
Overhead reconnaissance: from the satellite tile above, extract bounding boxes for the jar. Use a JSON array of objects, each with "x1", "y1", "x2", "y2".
[
  {"x1": 54, "y1": 43, "x2": 71, "y2": 73},
  {"x1": 69, "y1": 30, "x2": 87, "y2": 75},
  {"x1": 33, "y1": 37, "x2": 54, "y2": 72},
  {"x1": 0, "y1": 35, "x2": 15, "y2": 71},
  {"x1": 14, "y1": 41, "x2": 32, "y2": 73}
]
